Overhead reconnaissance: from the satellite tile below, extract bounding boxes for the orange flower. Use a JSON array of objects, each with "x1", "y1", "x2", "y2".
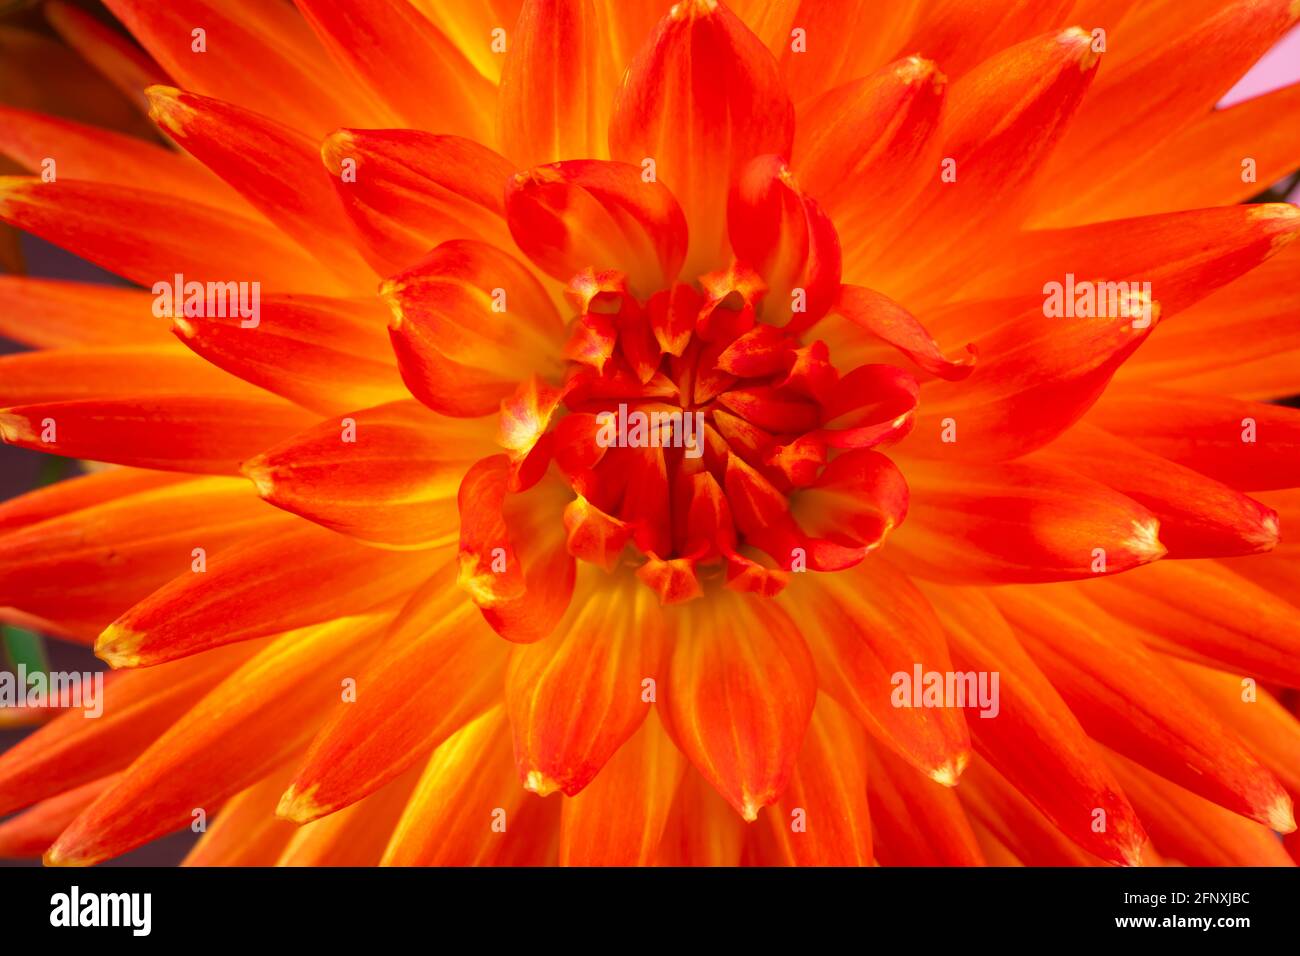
[{"x1": 0, "y1": 0, "x2": 1299, "y2": 868}]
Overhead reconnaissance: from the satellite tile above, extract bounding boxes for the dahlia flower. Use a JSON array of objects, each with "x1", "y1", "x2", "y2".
[{"x1": 0, "y1": 0, "x2": 1298, "y2": 869}]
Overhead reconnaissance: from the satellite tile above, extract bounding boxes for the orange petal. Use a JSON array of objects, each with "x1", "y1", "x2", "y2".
[
  {"x1": 381, "y1": 706, "x2": 535, "y2": 866},
  {"x1": 506, "y1": 571, "x2": 664, "y2": 796},
  {"x1": 498, "y1": 0, "x2": 611, "y2": 166},
  {"x1": 793, "y1": 57, "x2": 945, "y2": 259},
  {"x1": 1033, "y1": 0, "x2": 1300, "y2": 226},
  {"x1": 0, "y1": 395, "x2": 316, "y2": 475},
  {"x1": 1105, "y1": 749, "x2": 1294, "y2": 867},
  {"x1": 1116, "y1": 242, "x2": 1300, "y2": 401},
  {"x1": 654, "y1": 767, "x2": 745, "y2": 866},
  {"x1": 727, "y1": 154, "x2": 841, "y2": 328},
  {"x1": 101, "y1": 0, "x2": 381, "y2": 139},
  {"x1": 146, "y1": 86, "x2": 374, "y2": 289},
  {"x1": 295, "y1": 0, "x2": 495, "y2": 142},
  {"x1": 0, "y1": 475, "x2": 294, "y2": 640},
  {"x1": 1172, "y1": 659, "x2": 1300, "y2": 799},
  {"x1": 183, "y1": 766, "x2": 298, "y2": 866},
  {"x1": 96, "y1": 523, "x2": 432, "y2": 667},
  {"x1": 889, "y1": 458, "x2": 1165, "y2": 583},
  {"x1": 1084, "y1": 385, "x2": 1300, "y2": 491},
  {"x1": 991, "y1": 584, "x2": 1294, "y2": 831},
  {"x1": 926, "y1": 584, "x2": 1147, "y2": 866},
  {"x1": 866, "y1": 28, "x2": 1100, "y2": 298},
  {"x1": 959, "y1": 204, "x2": 1300, "y2": 316},
  {"x1": 44, "y1": 0, "x2": 169, "y2": 113},
  {"x1": 278, "y1": 567, "x2": 508, "y2": 823},
  {"x1": 0, "y1": 640, "x2": 262, "y2": 816},
  {"x1": 505, "y1": 160, "x2": 687, "y2": 297},
  {"x1": 0, "y1": 466, "x2": 178, "y2": 536},
  {"x1": 830, "y1": 285, "x2": 975, "y2": 382},
  {"x1": 763, "y1": 695, "x2": 872, "y2": 866},
  {"x1": 0, "y1": 177, "x2": 340, "y2": 292},
  {"x1": 47, "y1": 615, "x2": 382, "y2": 867},
  {"x1": 1033, "y1": 424, "x2": 1279, "y2": 558},
  {"x1": 558, "y1": 710, "x2": 684, "y2": 865},
  {"x1": 457, "y1": 457, "x2": 576, "y2": 643},
  {"x1": 658, "y1": 588, "x2": 816, "y2": 820},
  {"x1": 1078, "y1": 560, "x2": 1300, "y2": 686},
  {"x1": 899, "y1": 0, "x2": 1075, "y2": 78},
  {"x1": 906, "y1": 293, "x2": 1159, "y2": 461},
  {"x1": 0, "y1": 277, "x2": 170, "y2": 349},
  {"x1": 276, "y1": 767, "x2": 420, "y2": 866},
  {"x1": 0, "y1": 103, "x2": 246, "y2": 212},
  {"x1": 172, "y1": 294, "x2": 407, "y2": 415},
  {"x1": 0, "y1": 346, "x2": 268, "y2": 406},
  {"x1": 609, "y1": 0, "x2": 794, "y2": 274},
  {"x1": 381, "y1": 240, "x2": 564, "y2": 417},
  {"x1": 958, "y1": 756, "x2": 1111, "y2": 866},
  {"x1": 864, "y1": 736, "x2": 984, "y2": 866},
  {"x1": 790, "y1": 560, "x2": 971, "y2": 782},
  {"x1": 244, "y1": 400, "x2": 495, "y2": 548},
  {"x1": 0, "y1": 775, "x2": 119, "y2": 859},
  {"x1": 321, "y1": 128, "x2": 515, "y2": 276}
]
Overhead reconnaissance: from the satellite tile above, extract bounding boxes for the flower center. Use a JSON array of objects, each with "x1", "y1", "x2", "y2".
[{"x1": 502, "y1": 262, "x2": 917, "y2": 604}]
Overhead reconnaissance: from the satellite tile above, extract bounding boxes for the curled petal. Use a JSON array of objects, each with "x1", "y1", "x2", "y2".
[
  {"x1": 832, "y1": 285, "x2": 975, "y2": 382},
  {"x1": 321, "y1": 129, "x2": 514, "y2": 276},
  {"x1": 506, "y1": 160, "x2": 687, "y2": 297},
  {"x1": 244, "y1": 401, "x2": 496, "y2": 548},
  {"x1": 609, "y1": 0, "x2": 794, "y2": 273},
  {"x1": 727, "y1": 154, "x2": 842, "y2": 329}
]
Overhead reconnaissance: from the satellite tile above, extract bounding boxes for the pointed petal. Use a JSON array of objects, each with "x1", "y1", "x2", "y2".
[
  {"x1": 926, "y1": 583, "x2": 1148, "y2": 866},
  {"x1": 47, "y1": 615, "x2": 382, "y2": 866},
  {"x1": 173, "y1": 294, "x2": 407, "y2": 416},
  {"x1": 0, "y1": 177, "x2": 341, "y2": 291},
  {"x1": 182, "y1": 766, "x2": 298, "y2": 866},
  {"x1": 276, "y1": 768, "x2": 420, "y2": 866},
  {"x1": 295, "y1": 0, "x2": 495, "y2": 142},
  {"x1": 0, "y1": 395, "x2": 316, "y2": 475},
  {"x1": 1034, "y1": 424, "x2": 1279, "y2": 557},
  {"x1": 558, "y1": 710, "x2": 684, "y2": 865},
  {"x1": 0, "y1": 277, "x2": 168, "y2": 349},
  {"x1": 791, "y1": 560, "x2": 971, "y2": 782},
  {"x1": 1079, "y1": 560, "x2": 1300, "y2": 686},
  {"x1": 102, "y1": 0, "x2": 380, "y2": 138},
  {"x1": 609, "y1": 0, "x2": 794, "y2": 273},
  {"x1": 244, "y1": 401, "x2": 495, "y2": 548},
  {"x1": 96, "y1": 524, "x2": 432, "y2": 666},
  {"x1": 865, "y1": 736, "x2": 984, "y2": 866},
  {"x1": 381, "y1": 707, "x2": 535, "y2": 866},
  {"x1": 991, "y1": 585, "x2": 1294, "y2": 831},
  {"x1": 1106, "y1": 749, "x2": 1294, "y2": 867},
  {"x1": 0, "y1": 476, "x2": 294, "y2": 640},
  {"x1": 0, "y1": 641, "x2": 259, "y2": 816},
  {"x1": 321, "y1": 129, "x2": 514, "y2": 276},
  {"x1": 506, "y1": 572, "x2": 664, "y2": 796},
  {"x1": 278, "y1": 568, "x2": 508, "y2": 823},
  {"x1": 659, "y1": 588, "x2": 816, "y2": 820},
  {"x1": 1085, "y1": 385, "x2": 1300, "y2": 491},
  {"x1": 505, "y1": 160, "x2": 687, "y2": 297},
  {"x1": 792, "y1": 57, "x2": 945, "y2": 259},
  {"x1": 0, "y1": 776, "x2": 119, "y2": 859},
  {"x1": 889, "y1": 458, "x2": 1165, "y2": 583},
  {"x1": 831, "y1": 285, "x2": 975, "y2": 382},
  {"x1": 764, "y1": 695, "x2": 872, "y2": 866},
  {"x1": 146, "y1": 86, "x2": 374, "y2": 289}
]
